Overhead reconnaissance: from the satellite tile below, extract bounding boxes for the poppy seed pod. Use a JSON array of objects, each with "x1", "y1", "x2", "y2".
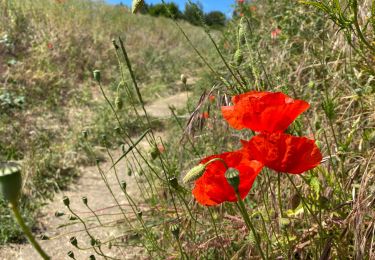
[
  {"x1": 170, "y1": 224, "x2": 180, "y2": 239},
  {"x1": 225, "y1": 168, "x2": 240, "y2": 193},
  {"x1": 183, "y1": 164, "x2": 206, "y2": 183},
  {"x1": 93, "y1": 70, "x2": 101, "y2": 82},
  {"x1": 168, "y1": 177, "x2": 179, "y2": 190},
  {"x1": 70, "y1": 236, "x2": 78, "y2": 248},
  {"x1": 67, "y1": 251, "x2": 75, "y2": 259},
  {"x1": 0, "y1": 162, "x2": 22, "y2": 204},
  {"x1": 62, "y1": 196, "x2": 70, "y2": 207},
  {"x1": 121, "y1": 181, "x2": 127, "y2": 191},
  {"x1": 180, "y1": 74, "x2": 187, "y2": 84}
]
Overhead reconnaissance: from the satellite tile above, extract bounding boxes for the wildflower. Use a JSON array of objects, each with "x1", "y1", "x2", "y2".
[
  {"x1": 271, "y1": 28, "x2": 282, "y2": 39},
  {"x1": 201, "y1": 111, "x2": 209, "y2": 119},
  {"x1": 47, "y1": 42, "x2": 53, "y2": 50},
  {"x1": 239, "y1": 13, "x2": 244, "y2": 17},
  {"x1": 237, "y1": 0, "x2": 245, "y2": 4},
  {"x1": 158, "y1": 144, "x2": 165, "y2": 153},
  {"x1": 209, "y1": 95, "x2": 215, "y2": 103},
  {"x1": 221, "y1": 91, "x2": 309, "y2": 133},
  {"x1": 192, "y1": 151, "x2": 263, "y2": 206},
  {"x1": 250, "y1": 6, "x2": 257, "y2": 11},
  {"x1": 241, "y1": 132, "x2": 322, "y2": 174}
]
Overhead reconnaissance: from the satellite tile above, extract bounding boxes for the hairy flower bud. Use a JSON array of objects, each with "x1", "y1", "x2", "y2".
[
  {"x1": 82, "y1": 196, "x2": 88, "y2": 205},
  {"x1": 70, "y1": 236, "x2": 78, "y2": 248},
  {"x1": 115, "y1": 96, "x2": 123, "y2": 110},
  {"x1": 183, "y1": 164, "x2": 206, "y2": 183},
  {"x1": 67, "y1": 251, "x2": 75, "y2": 259}
]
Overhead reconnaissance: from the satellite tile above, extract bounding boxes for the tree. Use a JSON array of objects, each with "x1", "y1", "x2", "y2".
[
  {"x1": 183, "y1": 2, "x2": 204, "y2": 26},
  {"x1": 205, "y1": 11, "x2": 226, "y2": 27},
  {"x1": 148, "y1": 2, "x2": 182, "y2": 19}
]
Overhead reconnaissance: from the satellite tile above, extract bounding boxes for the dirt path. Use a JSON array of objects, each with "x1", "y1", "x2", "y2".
[{"x1": 0, "y1": 90, "x2": 190, "y2": 260}]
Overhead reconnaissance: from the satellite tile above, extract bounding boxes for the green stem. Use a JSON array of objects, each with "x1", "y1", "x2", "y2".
[
  {"x1": 9, "y1": 203, "x2": 50, "y2": 260},
  {"x1": 235, "y1": 195, "x2": 266, "y2": 260}
]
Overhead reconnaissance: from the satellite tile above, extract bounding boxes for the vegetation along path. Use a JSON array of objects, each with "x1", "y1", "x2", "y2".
[{"x1": 0, "y1": 89, "x2": 191, "y2": 260}]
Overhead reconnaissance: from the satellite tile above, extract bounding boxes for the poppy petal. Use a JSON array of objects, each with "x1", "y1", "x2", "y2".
[
  {"x1": 242, "y1": 132, "x2": 322, "y2": 174},
  {"x1": 192, "y1": 151, "x2": 263, "y2": 206},
  {"x1": 222, "y1": 91, "x2": 310, "y2": 133}
]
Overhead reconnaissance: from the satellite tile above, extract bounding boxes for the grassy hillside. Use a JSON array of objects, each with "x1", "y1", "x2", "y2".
[
  {"x1": 1, "y1": 0, "x2": 374, "y2": 259},
  {"x1": 0, "y1": 0, "x2": 214, "y2": 244}
]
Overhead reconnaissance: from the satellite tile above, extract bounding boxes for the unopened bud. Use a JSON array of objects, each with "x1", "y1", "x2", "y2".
[
  {"x1": 82, "y1": 130, "x2": 88, "y2": 139},
  {"x1": 225, "y1": 168, "x2": 240, "y2": 192},
  {"x1": 137, "y1": 210, "x2": 143, "y2": 218},
  {"x1": 82, "y1": 196, "x2": 88, "y2": 205},
  {"x1": 150, "y1": 146, "x2": 160, "y2": 160},
  {"x1": 55, "y1": 211, "x2": 64, "y2": 217},
  {"x1": 89, "y1": 255, "x2": 96, "y2": 260},
  {"x1": 93, "y1": 70, "x2": 101, "y2": 82},
  {"x1": 180, "y1": 74, "x2": 187, "y2": 84},
  {"x1": 115, "y1": 96, "x2": 123, "y2": 110},
  {"x1": 132, "y1": 0, "x2": 145, "y2": 14},
  {"x1": 234, "y1": 49, "x2": 243, "y2": 66},
  {"x1": 39, "y1": 234, "x2": 49, "y2": 240},
  {"x1": 183, "y1": 164, "x2": 206, "y2": 183},
  {"x1": 69, "y1": 215, "x2": 77, "y2": 221},
  {"x1": 127, "y1": 168, "x2": 132, "y2": 176},
  {"x1": 112, "y1": 39, "x2": 119, "y2": 50}
]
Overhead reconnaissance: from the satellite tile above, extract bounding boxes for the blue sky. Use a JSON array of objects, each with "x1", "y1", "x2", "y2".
[{"x1": 106, "y1": 0, "x2": 235, "y2": 17}]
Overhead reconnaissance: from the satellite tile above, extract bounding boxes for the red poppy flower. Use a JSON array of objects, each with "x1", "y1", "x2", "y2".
[
  {"x1": 241, "y1": 132, "x2": 322, "y2": 174},
  {"x1": 221, "y1": 91, "x2": 309, "y2": 133},
  {"x1": 192, "y1": 151, "x2": 263, "y2": 206},
  {"x1": 47, "y1": 42, "x2": 53, "y2": 50},
  {"x1": 209, "y1": 95, "x2": 215, "y2": 103}
]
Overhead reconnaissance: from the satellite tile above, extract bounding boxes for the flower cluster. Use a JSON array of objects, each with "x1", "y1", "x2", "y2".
[{"x1": 186, "y1": 91, "x2": 322, "y2": 206}]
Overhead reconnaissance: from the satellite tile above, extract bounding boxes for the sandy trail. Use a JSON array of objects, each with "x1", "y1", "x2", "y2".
[{"x1": 0, "y1": 90, "x2": 189, "y2": 260}]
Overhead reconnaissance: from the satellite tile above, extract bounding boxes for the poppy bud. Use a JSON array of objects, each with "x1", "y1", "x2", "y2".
[
  {"x1": 39, "y1": 234, "x2": 49, "y2": 240},
  {"x1": 234, "y1": 49, "x2": 243, "y2": 66},
  {"x1": 150, "y1": 146, "x2": 160, "y2": 160},
  {"x1": 127, "y1": 169, "x2": 132, "y2": 176},
  {"x1": 225, "y1": 168, "x2": 240, "y2": 192},
  {"x1": 115, "y1": 96, "x2": 123, "y2": 110},
  {"x1": 82, "y1": 130, "x2": 88, "y2": 139},
  {"x1": 62, "y1": 196, "x2": 70, "y2": 207},
  {"x1": 89, "y1": 255, "x2": 96, "y2": 260},
  {"x1": 70, "y1": 236, "x2": 78, "y2": 248},
  {"x1": 93, "y1": 70, "x2": 101, "y2": 82},
  {"x1": 114, "y1": 127, "x2": 121, "y2": 134},
  {"x1": 183, "y1": 164, "x2": 206, "y2": 183},
  {"x1": 55, "y1": 211, "x2": 65, "y2": 217},
  {"x1": 136, "y1": 210, "x2": 142, "y2": 218},
  {"x1": 90, "y1": 238, "x2": 98, "y2": 246},
  {"x1": 69, "y1": 215, "x2": 77, "y2": 221},
  {"x1": 132, "y1": 0, "x2": 144, "y2": 13},
  {"x1": 170, "y1": 224, "x2": 180, "y2": 239},
  {"x1": 67, "y1": 251, "x2": 75, "y2": 259},
  {"x1": 168, "y1": 177, "x2": 179, "y2": 190},
  {"x1": 180, "y1": 74, "x2": 187, "y2": 85},
  {"x1": 0, "y1": 162, "x2": 22, "y2": 204},
  {"x1": 239, "y1": 17, "x2": 247, "y2": 44},
  {"x1": 82, "y1": 196, "x2": 88, "y2": 205}
]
